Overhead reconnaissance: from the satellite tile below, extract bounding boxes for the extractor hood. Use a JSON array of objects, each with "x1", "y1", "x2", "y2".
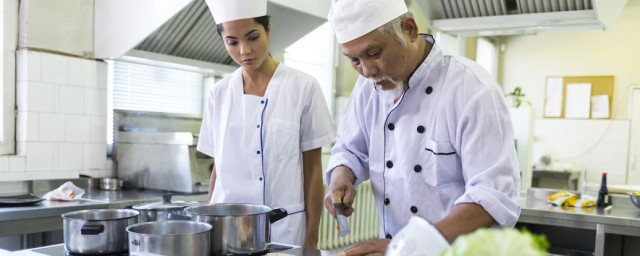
[{"x1": 416, "y1": 0, "x2": 628, "y2": 36}]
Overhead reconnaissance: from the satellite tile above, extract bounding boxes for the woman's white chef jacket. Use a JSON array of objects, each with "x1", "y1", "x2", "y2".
[
  {"x1": 326, "y1": 35, "x2": 521, "y2": 239},
  {"x1": 198, "y1": 64, "x2": 335, "y2": 245}
]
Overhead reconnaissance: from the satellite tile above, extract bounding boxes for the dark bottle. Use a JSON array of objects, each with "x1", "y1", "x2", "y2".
[{"x1": 596, "y1": 172, "x2": 610, "y2": 207}]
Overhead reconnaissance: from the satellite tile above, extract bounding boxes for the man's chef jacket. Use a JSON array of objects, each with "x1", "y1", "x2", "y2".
[{"x1": 327, "y1": 34, "x2": 521, "y2": 239}]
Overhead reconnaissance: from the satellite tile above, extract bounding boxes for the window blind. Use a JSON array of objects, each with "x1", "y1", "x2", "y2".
[{"x1": 112, "y1": 61, "x2": 204, "y2": 116}]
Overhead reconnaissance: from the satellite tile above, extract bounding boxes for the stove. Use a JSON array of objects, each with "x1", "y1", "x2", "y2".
[{"x1": 28, "y1": 243, "x2": 297, "y2": 256}]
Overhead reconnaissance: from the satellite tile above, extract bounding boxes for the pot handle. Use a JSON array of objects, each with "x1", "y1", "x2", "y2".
[
  {"x1": 269, "y1": 208, "x2": 288, "y2": 223},
  {"x1": 81, "y1": 224, "x2": 105, "y2": 235}
]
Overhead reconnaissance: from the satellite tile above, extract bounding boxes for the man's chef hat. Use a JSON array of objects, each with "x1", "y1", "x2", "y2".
[
  {"x1": 205, "y1": 0, "x2": 268, "y2": 24},
  {"x1": 328, "y1": 0, "x2": 408, "y2": 44}
]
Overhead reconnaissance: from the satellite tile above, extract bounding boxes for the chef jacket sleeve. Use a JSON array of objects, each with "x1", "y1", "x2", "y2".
[
  {"x1": 453, "y1": 80, "x2": 521, "y2": 228},
  {"x1": 197, "y1": 85, "x2": 216, "y2": 158},
  {"x1": 299, "y1": 80, "x2": 336, "y2": 152},
  {"x1": 326, "y1": 81, "x2": 370, "y2": 186}
]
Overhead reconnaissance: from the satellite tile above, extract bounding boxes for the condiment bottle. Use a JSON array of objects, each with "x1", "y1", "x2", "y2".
[{"x1": 596, "y1": 172, "x2": 610, "y2": 207}]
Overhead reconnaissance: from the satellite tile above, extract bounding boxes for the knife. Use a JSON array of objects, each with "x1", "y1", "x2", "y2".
[{"x1": 334, "y1": 203, "x2": 350, "y2": 237}]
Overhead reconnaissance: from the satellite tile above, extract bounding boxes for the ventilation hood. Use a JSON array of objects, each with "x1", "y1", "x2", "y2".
[
  {"x1": 129, "y1": 0, "x2": 328, "y2": 68},
  {"x1": 417, "y1": 0, "x2": 628, "y2": 36}
]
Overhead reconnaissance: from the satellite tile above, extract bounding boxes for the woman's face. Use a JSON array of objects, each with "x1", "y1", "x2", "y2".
[{"x1": 219, "y1": 18, "x2": 270, "y2": 71}]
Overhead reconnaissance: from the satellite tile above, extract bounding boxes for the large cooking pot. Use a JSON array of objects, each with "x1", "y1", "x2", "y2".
[
  {"x1": 62, "y1": 209, "x2": 139, "y2": 255},
  {"x1": 184, "y1": 203, "x2": 288, "y2": 255},
  {"x1": 127, "y1": 220, "x2": 212, "y2": 256},
  {"x1": 132, "y1": 193, "x2": 196, "y2": 222}
]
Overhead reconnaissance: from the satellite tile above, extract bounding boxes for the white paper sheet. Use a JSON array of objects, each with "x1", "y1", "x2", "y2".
[
  {"x1": 591, "y1": 95, "x2": 610, "y2": 119},
  {"x1": 544, "y1": 77, "x2": 564, "y2": 117},
  {"x1": 565, "y1": 83, "x2": 592, "y2": 119}
]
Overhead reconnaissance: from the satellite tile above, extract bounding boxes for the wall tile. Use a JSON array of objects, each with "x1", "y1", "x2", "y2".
[
  {"x1": 58, "y1": 143, "x2": 83, "y2": 170},
  {"x1": 90, "y1": 116, "x2": 107, "y2": 143},
  {"x1": 84, "y1": 143, "x2": 106, "y2": 170},
  {"x1": 16, "y1": 111, "x2": 27, "y2": 143},
  {"x1": 85, "y1": 88, "x2": 107, "y2": 116},
  {"x1": 65, "y1": 115, "x2": 90, "y2": 142},
  {"x1": 96, "y1": 62, "x2": 107, "y2": 89},
  {"x1": 27, "y1": 51, "x2": 42, "y2": 82},
  {"x1": 8, "y1": 156, "x2": 26, "y2": 172},
  {"x1": 41, "y1": 53, "x2": 68, "y2": 85},
  {"x1": 59, "y1": 86, "x2": 85, "y2": 114},
  {"x1": 27, "y1": 112, "x2": 39, "y2": 142},
  {"x1": 39, "y1": 113, "x2": 65, "y2": 142},
  {"x1": 16, "y1": 81, "x2": 27, "y2": 111},
  {"x1": 25, "y1": 142, "x2": 55, "y2": 171},
  {"x1": 26, "y1": 81, "x2": 56, "y2": 112},
  {"x1": 69, "y1": 58, "x2": 97, "y2": 87}
]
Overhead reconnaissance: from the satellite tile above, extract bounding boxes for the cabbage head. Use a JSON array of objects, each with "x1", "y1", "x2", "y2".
[{"x1": 440, "y1": 228, "x2": 549, "y2": 256}]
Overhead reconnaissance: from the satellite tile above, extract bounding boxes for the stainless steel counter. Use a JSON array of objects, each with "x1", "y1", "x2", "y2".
[
  {"x1": 518, "y1": 188, "x2": 640, "y2": 256},
  {"x1": 519, "y1": 188, "x2": 640, "y2": 232},
  {"x1": 0, "y1": 188, "x2": 207, "y2": 237}
]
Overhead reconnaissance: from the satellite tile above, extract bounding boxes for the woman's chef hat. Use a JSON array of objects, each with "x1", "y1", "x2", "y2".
[
  {"x1": 328, "y1": 0, "x2": 408, "y2": 44},
  {"x1": 205, "y1": 0, "x2": 268, "y2": 24}
]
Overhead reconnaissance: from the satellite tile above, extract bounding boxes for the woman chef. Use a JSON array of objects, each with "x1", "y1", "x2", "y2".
[{"x1": 198, "y1": 0, "x2": 335, "y2": 248}]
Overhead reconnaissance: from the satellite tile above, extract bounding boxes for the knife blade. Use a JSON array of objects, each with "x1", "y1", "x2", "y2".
[{"x1": 334, "y1": 203, "x2": 350, "y2": 237}]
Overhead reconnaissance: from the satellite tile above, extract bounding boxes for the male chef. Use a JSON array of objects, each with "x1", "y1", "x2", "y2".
[{"x1": 324, "y1": 0, "x2": 521, "y2": 254}]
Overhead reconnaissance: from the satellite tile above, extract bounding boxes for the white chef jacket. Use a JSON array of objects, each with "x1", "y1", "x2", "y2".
[
  {"x1": 198, "y1": 64, "x2": 335, "y2": 245},
  {"x1": 327, "y1": 34, "x2": 521, "y2": 239}
]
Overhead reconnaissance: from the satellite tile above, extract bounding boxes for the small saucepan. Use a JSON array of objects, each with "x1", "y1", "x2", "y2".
[
  {"x1": 127, "y1": 220, "x2": 211, "y2": 256},
  {"x1": 184, "y1": 203, "x2": 288, "y2": 255},
  {"x1": 100, "y1": 178, "x2": 123, "y2": 191},
  {"x1": 132, "y1": 193, "x2": 197, "y2": 223}
]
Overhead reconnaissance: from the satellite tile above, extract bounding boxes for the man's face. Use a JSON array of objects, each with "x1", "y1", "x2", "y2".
[{"x1": 341, "y1": 28, "x2": 411, "y2": 91}]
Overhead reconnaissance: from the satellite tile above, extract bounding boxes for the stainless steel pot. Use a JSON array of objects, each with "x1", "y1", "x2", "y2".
[
  {"x1": 132, "y1": 193, "x2": 196, "y2": 222},
  {"x1": 127, "y1": 221, "x2": 211, "y2": 256},
  {"x1": 100, "y1": 177, "x2": 123, "y2": 190},
  {"x1": 185, "y1": 203, "x2": 288, "y2": 255},
  {"x1": 62, "y1": 209, "x2": 139, "y2": 255}
]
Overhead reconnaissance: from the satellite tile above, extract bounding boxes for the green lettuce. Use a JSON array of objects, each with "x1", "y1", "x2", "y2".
[{"x1": 440, "y1": 228, "x2": 549, "y2": 256}]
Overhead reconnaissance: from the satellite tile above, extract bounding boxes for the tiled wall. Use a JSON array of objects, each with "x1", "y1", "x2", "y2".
[{"x1": 0, "y1": 50, "x2": 110, "y2": 182}]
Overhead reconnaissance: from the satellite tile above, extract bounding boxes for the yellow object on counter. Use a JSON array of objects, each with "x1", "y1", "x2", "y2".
[{"x1": 547, "y1": 191, "x2": 595, "y2": 207}]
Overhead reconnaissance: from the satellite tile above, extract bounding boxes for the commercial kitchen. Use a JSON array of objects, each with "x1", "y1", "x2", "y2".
[{"x1": 1, "y1": 0, "x2": 640, "y2": 255}]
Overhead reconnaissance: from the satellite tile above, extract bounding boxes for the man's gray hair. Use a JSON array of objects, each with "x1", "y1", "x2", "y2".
[{"x1": 375, "y1": 12, "x2": 414, "y2": 48}]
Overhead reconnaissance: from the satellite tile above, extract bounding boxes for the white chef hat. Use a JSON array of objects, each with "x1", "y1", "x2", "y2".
[
  {"x1": 328, "y1": 0, "x2": 408, "y2": 44},
  {"x1": 205, "y1": 0, "x2": 267, "y2": 24}
]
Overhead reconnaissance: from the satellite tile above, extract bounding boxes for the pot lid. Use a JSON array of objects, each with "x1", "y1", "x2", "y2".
[{"x1": 133, "y1": 193, "x2": 194, "y2": 210}]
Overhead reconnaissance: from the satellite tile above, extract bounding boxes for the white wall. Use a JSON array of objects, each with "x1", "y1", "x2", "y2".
[
  {"x1": 502, "y1": 0, "x2": 640, "y2": 120},
  {"x1": 25, "y1": 0, "x2": 93, "y2": 57},
  {"x1": 502, "y1": 0, "x2": 640, "y2": 185},
  {"x1": 0, "y1": 50, "x2": 109, "y2": 181}
]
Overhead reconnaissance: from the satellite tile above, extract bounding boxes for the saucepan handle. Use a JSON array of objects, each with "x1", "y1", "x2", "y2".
[
  {"x1": 81, "y1": 224, "x2": 105, "y2": 235},
  {"x1": 269, "y1": 208, "x2": 288, "y2": 223}
]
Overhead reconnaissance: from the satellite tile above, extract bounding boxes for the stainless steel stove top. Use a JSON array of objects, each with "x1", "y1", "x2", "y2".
[{"x1": 27, "y1": 243, "x2": 297, "y2": 256}]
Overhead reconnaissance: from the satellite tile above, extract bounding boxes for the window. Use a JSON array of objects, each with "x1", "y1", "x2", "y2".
[
  {"x1": 106, "y1": 60, "x2": 206, "y2": 146},
  {"x1": 111, "y1": 61, "x2": 204, "y2": 116},
  {"x1": 283, "y1": 23, "x2": 335, "y2": 115},
  {"x1": 476, "y1": 37, "x2": 498, "y2": 79}
]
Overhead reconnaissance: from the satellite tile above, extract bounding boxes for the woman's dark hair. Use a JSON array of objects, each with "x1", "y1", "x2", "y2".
[{"x1": 216, "y1": 15, "x2": 271, "y2": 37}]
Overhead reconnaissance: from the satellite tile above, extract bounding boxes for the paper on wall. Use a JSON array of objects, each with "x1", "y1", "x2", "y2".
[
  {"x1": 544, "y1": 77, "x2": 563, "y2": 117},
  {"x1": 591, "y1": 95, "x2": 610, "y2": 119},
  {"x1": 565, "y1": 83, "x2": 592, "y2": 119}
]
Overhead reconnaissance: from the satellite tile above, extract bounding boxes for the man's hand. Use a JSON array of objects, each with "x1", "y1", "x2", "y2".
[
  {"x1": 324, "y1": 166, "x2": 357, "y2": 218},
  {"x1": 338, "y1": 239, "x2": 390, "y2": 256}
]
